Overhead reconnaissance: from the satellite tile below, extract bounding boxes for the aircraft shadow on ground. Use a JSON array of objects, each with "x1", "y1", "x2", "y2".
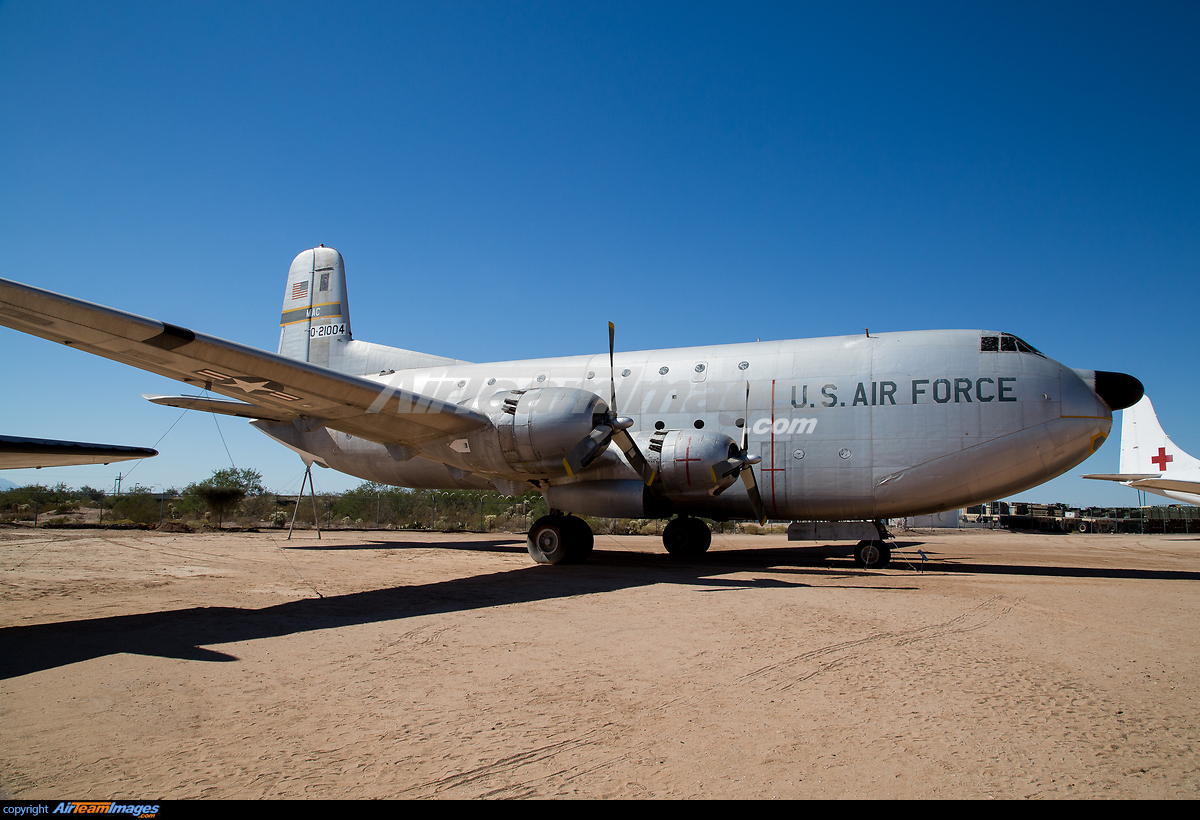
[
  {"x1": 0, "y1": 550, "x2": 827, "y2": 680},
  {"x1": 285, "y1": 537, "x2": 529, "y2": 554},
  {"x1": 4, "y1": 539, "x2": 1196, "y2": 679}
]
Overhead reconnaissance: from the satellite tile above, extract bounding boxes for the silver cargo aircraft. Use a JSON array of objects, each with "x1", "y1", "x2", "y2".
[{"x1": 0, "y1": 247, "x2": 1142, "y2": 566}]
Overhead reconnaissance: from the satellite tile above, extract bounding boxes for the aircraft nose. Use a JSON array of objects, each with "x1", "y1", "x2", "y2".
[
  {"x1": 1093, "y1": 371, "x2": 1143, "y2": 411},
  {"x1": 1068, "y1": 369, "x2": 1143, "y2": 412}
]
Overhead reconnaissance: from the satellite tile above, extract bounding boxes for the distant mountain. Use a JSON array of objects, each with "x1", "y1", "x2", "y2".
[{"x1": 0, "y1": 477, "x2": 17, "y2": 490}]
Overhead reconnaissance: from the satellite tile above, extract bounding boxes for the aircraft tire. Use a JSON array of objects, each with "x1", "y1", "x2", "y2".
[
  {"x1": 527, "y1": 515, "x2": 593, "y2": 565},
  {"x1": 663, "y1": 517, "x2": 712, "y2": 557},
  {"x1": 854, "y1": 540, "x2": 891, "y2": 568},
  {"x1": 562, "y1": 515, "x2": 594, "y2": 564}
]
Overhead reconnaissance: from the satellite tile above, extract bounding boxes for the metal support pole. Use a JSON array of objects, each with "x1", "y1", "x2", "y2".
[
  {"x1": 287, "y1": 462, "x2": 322, "y2": 541},
  {"x1": 287, "y1": 467, "x2": 306, "y2": 540},
  {"x1": 310, "y1": 470, "x2": 322, "y2": 540}
]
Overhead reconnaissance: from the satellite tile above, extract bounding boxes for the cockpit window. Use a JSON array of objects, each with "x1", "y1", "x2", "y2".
[
  {"x1": 1012, "y1": 335, "x2": 1043, "y2": 355},
  {"x1": 981, "y1": 333, "x2": 1044, "y2": 356}
]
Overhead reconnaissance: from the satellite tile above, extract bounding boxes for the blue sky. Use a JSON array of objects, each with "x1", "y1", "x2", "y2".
[{"x1": 1, "y1": 1, "x2": 1196, "y2": 505}]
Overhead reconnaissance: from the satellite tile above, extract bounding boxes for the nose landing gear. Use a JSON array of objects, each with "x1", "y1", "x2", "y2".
[{"x1": 854, "y1": 539, "x2": 891, "y2": 568}]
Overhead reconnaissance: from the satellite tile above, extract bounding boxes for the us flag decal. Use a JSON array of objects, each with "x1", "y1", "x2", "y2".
[{"x1": 292, "y1": 281, "x2": 309, "y2": 300}]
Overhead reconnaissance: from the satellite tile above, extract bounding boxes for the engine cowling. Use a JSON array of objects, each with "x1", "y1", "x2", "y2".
[
  {"x1": 644, "y1": 430, "x2": 743, "y2": 500},
  {"x1": 482, "y1": 387, "x2": 609, "y2": 475}
]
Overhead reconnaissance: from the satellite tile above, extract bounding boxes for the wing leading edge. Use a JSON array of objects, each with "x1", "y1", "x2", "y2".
[{"x1": 0, "y1": 278, "x2": 489, "y2": 449}]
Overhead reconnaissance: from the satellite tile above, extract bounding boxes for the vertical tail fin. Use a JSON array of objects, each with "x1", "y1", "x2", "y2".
[
  {"x1": 1120, "y1": 395, "x2": 1200, "y2": 474},
  {"x1": 278, "y1": 246, "x2": 352, "y2": 367}
]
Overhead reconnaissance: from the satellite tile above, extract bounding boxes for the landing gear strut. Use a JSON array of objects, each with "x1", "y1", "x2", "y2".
[
  {"x1": 527, "y1": 514, "x2": 594, "y2": 565},
  {"x1": 662, "y1": 516, "x2": 712, "y2": 557}
]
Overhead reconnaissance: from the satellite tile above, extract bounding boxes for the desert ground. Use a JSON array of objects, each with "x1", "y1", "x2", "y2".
[{"x1": 1, "y1": 525, "x2": 1198, "y2": 799}]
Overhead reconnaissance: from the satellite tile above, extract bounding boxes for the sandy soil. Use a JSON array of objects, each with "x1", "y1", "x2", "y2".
[{"x1": 1, "y1": 525, "x2": 1198, "y2": 799}]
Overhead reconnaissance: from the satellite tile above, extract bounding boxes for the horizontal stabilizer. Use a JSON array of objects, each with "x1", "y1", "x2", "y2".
[
  {"x1": 143, "y1": 394, "x2": 298, "y2": 423},
  {"x1": 0, "y1": 435, "x2": 156, "y2": 469}
]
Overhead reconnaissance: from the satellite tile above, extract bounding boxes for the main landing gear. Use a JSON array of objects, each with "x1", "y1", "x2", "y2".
[
  {"x1": 662, "y1": 516, "x2": 712, "y2": 558},
  {"x1": 526, "y1": 514, "x2": 717, "y2": 564},
  {"x1": 527, "y1": 514, "x2": 595, "y2": 565}
]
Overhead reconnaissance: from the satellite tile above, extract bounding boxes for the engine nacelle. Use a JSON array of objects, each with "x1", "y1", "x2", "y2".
[
  {"x1": 643, "y1": 430, "x2": 742, "y2": 500},
  {"x1": 479, "y1": 387, "x2": 609, "y2": 475}
]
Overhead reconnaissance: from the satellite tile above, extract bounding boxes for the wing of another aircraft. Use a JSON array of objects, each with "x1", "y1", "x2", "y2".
[
  {"x1": 0, "y1": 278, "x2": 490, "y2": 449},
  {"x1": 0, "y1": 435, "x2": 157, "y2": 469}
]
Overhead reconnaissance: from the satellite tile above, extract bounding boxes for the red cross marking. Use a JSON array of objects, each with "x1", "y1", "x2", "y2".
[
  {"x1": 1151, "y1": 447, "x2": 1173, "y2": 471},
  {"x1": 674, "y1": 436, "x2": 702, "y2": 485}
]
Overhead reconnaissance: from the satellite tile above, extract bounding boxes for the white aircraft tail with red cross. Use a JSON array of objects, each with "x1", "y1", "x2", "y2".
[
  {"x1": 1084, "y1": 395, "x2": 1200, "y2": 505},
  {"x1": 1120, "y1": 395, "x2": 1200, "y2": 475}
]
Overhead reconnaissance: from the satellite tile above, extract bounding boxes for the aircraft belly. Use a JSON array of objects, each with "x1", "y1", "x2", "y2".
[
  {"x1": 769, "y1": 437, "x2": 875, "y2": 521},
  {"x1": 873, "y1": 416, "x2": 1110, "y2": 516},
  {"x1": 1158, "y1": 489, "x2": 1200, "y2": 506}
]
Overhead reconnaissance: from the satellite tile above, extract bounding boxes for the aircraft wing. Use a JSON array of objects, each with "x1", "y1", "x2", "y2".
[
  {"x1": 1083, "y1": 472, "x2": 1200, "y2": 493},
  {"x1": 0, "y1": 435, "x2": 157, "y2": 469},
  {"x1": 0, "y1": 278, "x2": 490, "y2": 448}
]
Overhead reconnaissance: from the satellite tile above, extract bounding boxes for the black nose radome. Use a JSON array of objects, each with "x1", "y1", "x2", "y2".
[{"x1": 1094, "y1": 371, "x2": 1144, "y2": 411}]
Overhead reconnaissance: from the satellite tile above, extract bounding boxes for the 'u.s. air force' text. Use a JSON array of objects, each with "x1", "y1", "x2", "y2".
[{"x1": 790, "y1": 378, "x2": 1017, "y2": 408}]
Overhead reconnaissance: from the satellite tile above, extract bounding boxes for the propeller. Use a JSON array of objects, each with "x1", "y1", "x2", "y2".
[
  {"x1": 562, "y1": 322, "x2": 657, "y2": 485},
  {"x1": 711, "y1": 382, "x2": 767, "y2": 524}
]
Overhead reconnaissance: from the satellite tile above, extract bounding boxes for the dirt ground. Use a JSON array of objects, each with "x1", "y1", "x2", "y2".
[{"x1": 1, "y1": 525, "x2": 1198, "y2": 799}]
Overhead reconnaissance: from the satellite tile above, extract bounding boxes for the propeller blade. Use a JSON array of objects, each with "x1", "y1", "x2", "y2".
[
  {"x1": 712, "y1": 457, "x2": 742, "y2": 481},
  {"x1": 742, "y1": 381, "x2": 751, "y2": 451},
  {"x1": 563, "y1": 424, "x2": 615, "y2": 477},
  {"x1": 608, "y1": 321, "x2": 617, "y2": 413},
  {"x1": 612, "y1": 427, "x2": 657, "y2": 486},
  {"x1": 741, "y1": 463, "x2": 767, "y2": 524},
  {"x1": 738, "y1": 380, "x2": 765, "y2": 522},
  {"x1": 712, "y1": 451, "x2": 761, "y2": 482},
  {"x1": 604, "y1": 321, "x2": 657, "y2": 486}
]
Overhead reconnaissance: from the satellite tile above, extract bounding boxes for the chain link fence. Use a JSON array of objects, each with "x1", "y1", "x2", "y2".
[{"x1": 0, "y1": 483, "x2": 683, "y2": 535}]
